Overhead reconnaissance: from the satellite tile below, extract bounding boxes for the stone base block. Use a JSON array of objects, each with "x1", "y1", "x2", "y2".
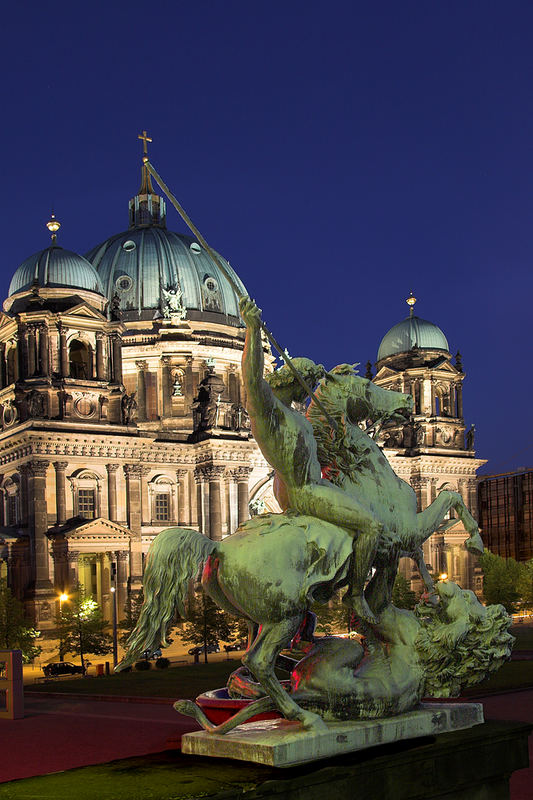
[{"x1": 181, "y1": 701, "x2": 484, "y2": 767}]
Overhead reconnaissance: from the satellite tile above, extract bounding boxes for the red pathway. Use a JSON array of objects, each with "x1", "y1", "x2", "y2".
[
  {"x1": 470, "y1": 690, "x2": 533, "y2": 800},
  {"x1": 0, "y1": 690, "x2": 532, "y2": 798},
  {"x1": 0, "y1": 694, "x2": 199, "y2": 783}
]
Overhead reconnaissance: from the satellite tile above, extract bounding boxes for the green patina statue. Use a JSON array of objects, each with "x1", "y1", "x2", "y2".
[{"x1": 118, "y1": 297, "x2": 512, "y2": 734}]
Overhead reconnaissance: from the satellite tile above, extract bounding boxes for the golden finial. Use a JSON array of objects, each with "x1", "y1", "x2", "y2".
[
  {"x1": 138, "y1": 129, "x2": 153, "y2": 163},
  {"x1": 406, "y1": 291, "x2": 417, "y2": 316},
  {"x1": 46, "y1": 213, "x2": 61, "y2": 243}
]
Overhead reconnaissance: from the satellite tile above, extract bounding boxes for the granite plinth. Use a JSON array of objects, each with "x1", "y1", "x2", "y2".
[{"x1": 180, "y1": 701, "x2": 484, "y2": 767}]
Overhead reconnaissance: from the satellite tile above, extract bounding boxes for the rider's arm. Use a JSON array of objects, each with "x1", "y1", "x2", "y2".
[{"x1": 240, "y1": 297, "x2": 276, "y2": 419}]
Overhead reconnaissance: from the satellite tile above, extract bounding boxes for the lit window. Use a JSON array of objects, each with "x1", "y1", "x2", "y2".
[
  {"x1": 78, "y1": 489, "x2": 95, "y2": 519},
  {"x1": 154, "y1": 493, "x2": 170, "y2": 522}
]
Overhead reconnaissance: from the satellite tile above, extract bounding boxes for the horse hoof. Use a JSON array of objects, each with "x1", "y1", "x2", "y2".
[
  {"x1": 300, "y1": 711, "x2": 328, "y2": 732},
  {"x1": 174, "y1": 700, "x2": 199, "y2": 719}
]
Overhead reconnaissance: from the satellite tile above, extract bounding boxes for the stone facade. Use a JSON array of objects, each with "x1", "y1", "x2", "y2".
[{"x1": 372, "y1": 302, "x2": 485, "y2": 594}]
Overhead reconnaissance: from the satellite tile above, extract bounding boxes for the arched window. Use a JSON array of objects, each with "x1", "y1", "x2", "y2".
[
  {"x1": 2, "y1": 475, "x2": 20, "y2": 526},
  {"x1": 148, "y1": 475, "x2": 175, "y2": 524},
  {"x1": 6, "y1": 345, "x2": 18, "y2": 385},
  {"x1": 69, "y1": 470, "x2": 102, "y2": 519},
  {"x1": 69, "y1": 340, "x2": 93, "y2": 379}
]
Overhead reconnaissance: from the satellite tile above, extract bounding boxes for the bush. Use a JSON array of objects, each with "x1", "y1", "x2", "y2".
[
  {"x1": 134, "y1": 660, "x2": 151, "y2": 671},
  {"x1": 155, "y1": 657, "x2": 170, "y2": 669}
]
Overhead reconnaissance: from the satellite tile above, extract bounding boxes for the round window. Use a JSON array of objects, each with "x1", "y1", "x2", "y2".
[
  {"x1": 122, "y1": 240, "x2": 136, "y2": 253},
  {"x1": 204, "y1": 277, "x2": 218, "y2": 293},
  {"x1": 190, "y1": 242, "x2": 202, "y2": 255},
  {"x1": 115, "y1": 275, "x2": 133, "y2": 292}
]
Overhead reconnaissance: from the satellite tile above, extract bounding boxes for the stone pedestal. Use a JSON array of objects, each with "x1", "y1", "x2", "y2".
[
  {"x1": 176, "y1": 718, "x2": 531, "y2": 800},
  {"x1": 182, "y1": 702, "x2": 483, "y2": 768}
]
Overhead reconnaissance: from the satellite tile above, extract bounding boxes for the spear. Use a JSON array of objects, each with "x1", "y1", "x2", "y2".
[{"x1": 144, "y1": 159, "x2": 338, "y2": 431}]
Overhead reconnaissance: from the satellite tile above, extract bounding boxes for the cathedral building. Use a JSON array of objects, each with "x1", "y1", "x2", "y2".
[
  {"x1": 373, "y1": 293, "x2": 486, "y2": 593},
  {"x1": 0, "y1": 158, "x2": 274, "y2": 636},
  {"x1": 0, "y1": 151, "x2": 485, "y2": 646}
]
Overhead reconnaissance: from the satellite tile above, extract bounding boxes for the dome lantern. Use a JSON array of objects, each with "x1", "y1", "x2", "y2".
[{"x1": 128, "y1": 130, "x2": 166, "y2": 229}]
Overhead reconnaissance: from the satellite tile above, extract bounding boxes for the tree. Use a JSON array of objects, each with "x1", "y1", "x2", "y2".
[
  {"x1": 517, "y1": 559, "x2": 533, "y2": 613},
  {"x1": 179, "y1": 594, "x2": 234, "y2": 663},
  {"x1": 311, "y1": 595, "x2": 347, "y2": 635},
  {"x1": 479, "y1": 551, "x2": 523, "y2": 613},
  {"x1": 57, "y1": 587, "x2": 112, "y2": 672},
  {"x1": 391, "y1": 574, "x2": 417, "y2": 610},
  {"x1": 0, "y1": 579, "x2": 42, "y2": 662},
  {"x1": 119, "y1": 591, "x2": 144, "y2": 648}
]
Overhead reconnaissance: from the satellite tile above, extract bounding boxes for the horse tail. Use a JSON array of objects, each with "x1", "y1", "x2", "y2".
[{"x1": 117, "y1": 527, "x2": 217, "y2": 670}]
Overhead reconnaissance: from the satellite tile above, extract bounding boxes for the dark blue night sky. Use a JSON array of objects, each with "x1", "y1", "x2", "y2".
[{"x1": 2, "y1": 1, "x2": 532, "y2": 473}]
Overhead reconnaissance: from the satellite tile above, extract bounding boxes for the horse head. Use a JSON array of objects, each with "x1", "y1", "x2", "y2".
[{"x1": 317, "y1": 365, "x2": 412, "y2": 426}]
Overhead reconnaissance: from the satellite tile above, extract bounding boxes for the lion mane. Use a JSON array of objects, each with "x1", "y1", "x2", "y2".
[{"x1": 414, "y1": 583, "x2": 514, "y2": 698}]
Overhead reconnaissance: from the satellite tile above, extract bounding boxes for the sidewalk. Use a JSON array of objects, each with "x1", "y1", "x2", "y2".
[{"x1": 0, "y1": 694, "x2": 200, "y2": 783}]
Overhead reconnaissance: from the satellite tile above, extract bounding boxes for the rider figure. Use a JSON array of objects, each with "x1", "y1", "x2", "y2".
[{"x1": 240, "y1": 296, "x2": 383, "y2": 623}]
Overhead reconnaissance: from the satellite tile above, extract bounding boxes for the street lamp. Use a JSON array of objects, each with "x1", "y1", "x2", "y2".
[
  {"x1": 58, "y1": 593, "x2": 68, "y2": 661},
  {"x1": 110, "y1": 562, "x2": 118, "y2": 668}
]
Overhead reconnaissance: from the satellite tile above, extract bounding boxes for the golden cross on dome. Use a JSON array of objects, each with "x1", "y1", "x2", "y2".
[{"x1": 138, "y1": 130, "x2": 153, "y2": 161}]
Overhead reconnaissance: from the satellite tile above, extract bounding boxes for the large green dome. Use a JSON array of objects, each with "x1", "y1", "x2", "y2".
[
  {"x1": 377, "y1": 315, "x2": 449, "y2": 361},
  {"x1": 85, "y1": 227, "x2": 247, "y2": 325},
  {"x1": 8, "y1": 245, "x2": 104, "y2": 297}
]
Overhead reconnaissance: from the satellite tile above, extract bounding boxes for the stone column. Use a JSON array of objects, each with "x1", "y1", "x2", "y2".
[
  {"x1": 28, "y1": 460, "x2": 52, "y2": 590},
  {"x1": 18, "y1": 327, "x2": 28, "y2": 380},
  {"x1": 176, "y1": 469, "x2": 189, "y2": 525},
  {"x1": 38, "y1": 324, "x2": 49, "y2": 377},
  {"x1": 136, "y1": 361, "x2": 148, "y2": 422},
  {"x1": 410, "y1": 476, "x2": 425, "y2": 513},
  {"x1": 456, "y1": 383, "x2": 463, "y2": 419},
  {"x1": 111, "y1": 334, "x2": 122, "y2": 384},
  {"x1": 448, "y1": 384, "x2": 455, "y2": 417},
  {"x1": 67, "y1": 549, "x2": 79, "y2": 589},
  {"x1": 206, "y1": 465, "x2": 225, "y2": 541},
  {"x1": 95, "y1": 332, "x2": 105, "y2": 380},
  {"x1": 27, "y1": 325, "x2": 37, "y2": 377},
  {"x1": 194, "y1": 468, "x2": 205, "y2": 534},
  {"x1": 106, "y1": 463, "x2": 119, "y2": 522},
  {"x1": 53, "y1": 461, "x2": 68, "y2": 525},
  {"x1": 58, "y1": 325, "x2": 69, "y2": 377},
  {"x1": 123, "y1": 464, "x2": 143, "y2": 587},
  {"x1": 140, "y1": 466, "x2": 150, "y2": 525},
  {"x1": 0, "y1": 342, "x2": 6, "y2": 390},
  {"x1": 236, "y1": 466, "x2": 252, "y2": 527},
  {"x1": 467, "y1": 478, "x2": 478, "y2": 518},
  {"x1": 161, "y1": 357, "x2": 171, "y2": 418},
  {"x1": 184, "y1": 355, "x2": 194, "y2": 405}
]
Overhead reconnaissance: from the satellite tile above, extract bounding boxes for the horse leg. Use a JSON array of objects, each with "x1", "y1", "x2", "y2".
[
  {"x1": 416, "y1": 491, "x2": 483, "y2": 555},
  {"x1": 343, "y1": 529, "x2": 380, "y2": 624},
  {"x1": 243, "y1": 617, "x2": 327, "y2": 732}
]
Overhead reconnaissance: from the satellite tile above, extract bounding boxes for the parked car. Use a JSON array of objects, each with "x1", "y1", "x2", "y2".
[
  {"x1": 43, "y1": 661, "x2": 84, "y2": 677},
  {"x1": 224, "y1": 641, "x2": 247, "y2": 652},
  {"x1": 141, "y1": 648, "x2": 163, "y2": 660},
  {"x1": 188, "y1": 643, "x2": 220, "y2": 655}
]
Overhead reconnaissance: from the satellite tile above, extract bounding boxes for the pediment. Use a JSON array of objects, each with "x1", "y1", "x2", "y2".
[
  {"x1": 436, "y1": 518, "x2": 466, "y2": 534},
  {"x1": 60, "y1": 303, "x2": 107, "y2": 322},
  {"x1": 432, "y1": 359, "x2": 459, "y2": 375},
  {"x1": 374, "y1": 366, "x2": 399, "y2": 380},
  {"x1": 63, "y1": 517, "x2": 132, "y2": 540}
]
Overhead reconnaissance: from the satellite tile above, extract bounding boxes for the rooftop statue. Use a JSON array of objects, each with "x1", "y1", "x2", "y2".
[{"x1": 118, "y1": 297, "x2": 511, "y2": 735}]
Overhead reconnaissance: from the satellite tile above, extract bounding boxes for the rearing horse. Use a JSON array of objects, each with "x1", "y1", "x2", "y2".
[{"x1": 307, "y1": 366, "x2": 484, "y2": 616}]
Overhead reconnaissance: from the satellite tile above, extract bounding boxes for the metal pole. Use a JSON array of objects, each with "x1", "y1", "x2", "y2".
[
  {"x1": 144, "y1": 160, "x2": 338, "y2": 433},
  {"x1": 111, "y1": 562, "x2": 118, "y2": 668}
]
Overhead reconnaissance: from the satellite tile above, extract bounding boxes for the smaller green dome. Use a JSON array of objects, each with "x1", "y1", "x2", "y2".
[
  {"x1": 9, "y1": 246, "x2": 104, "y2": 297},
  {"x1": 377, "y1": 315, "x2": 449, "y2": 361}
]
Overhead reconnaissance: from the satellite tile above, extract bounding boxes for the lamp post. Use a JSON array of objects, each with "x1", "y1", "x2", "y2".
[
  {"x1": 110, "y1": 562, "x2": 118, "y2": 668},
  {"x1": 58, "y1": 593, "x2": 68, "y2": 661}
]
